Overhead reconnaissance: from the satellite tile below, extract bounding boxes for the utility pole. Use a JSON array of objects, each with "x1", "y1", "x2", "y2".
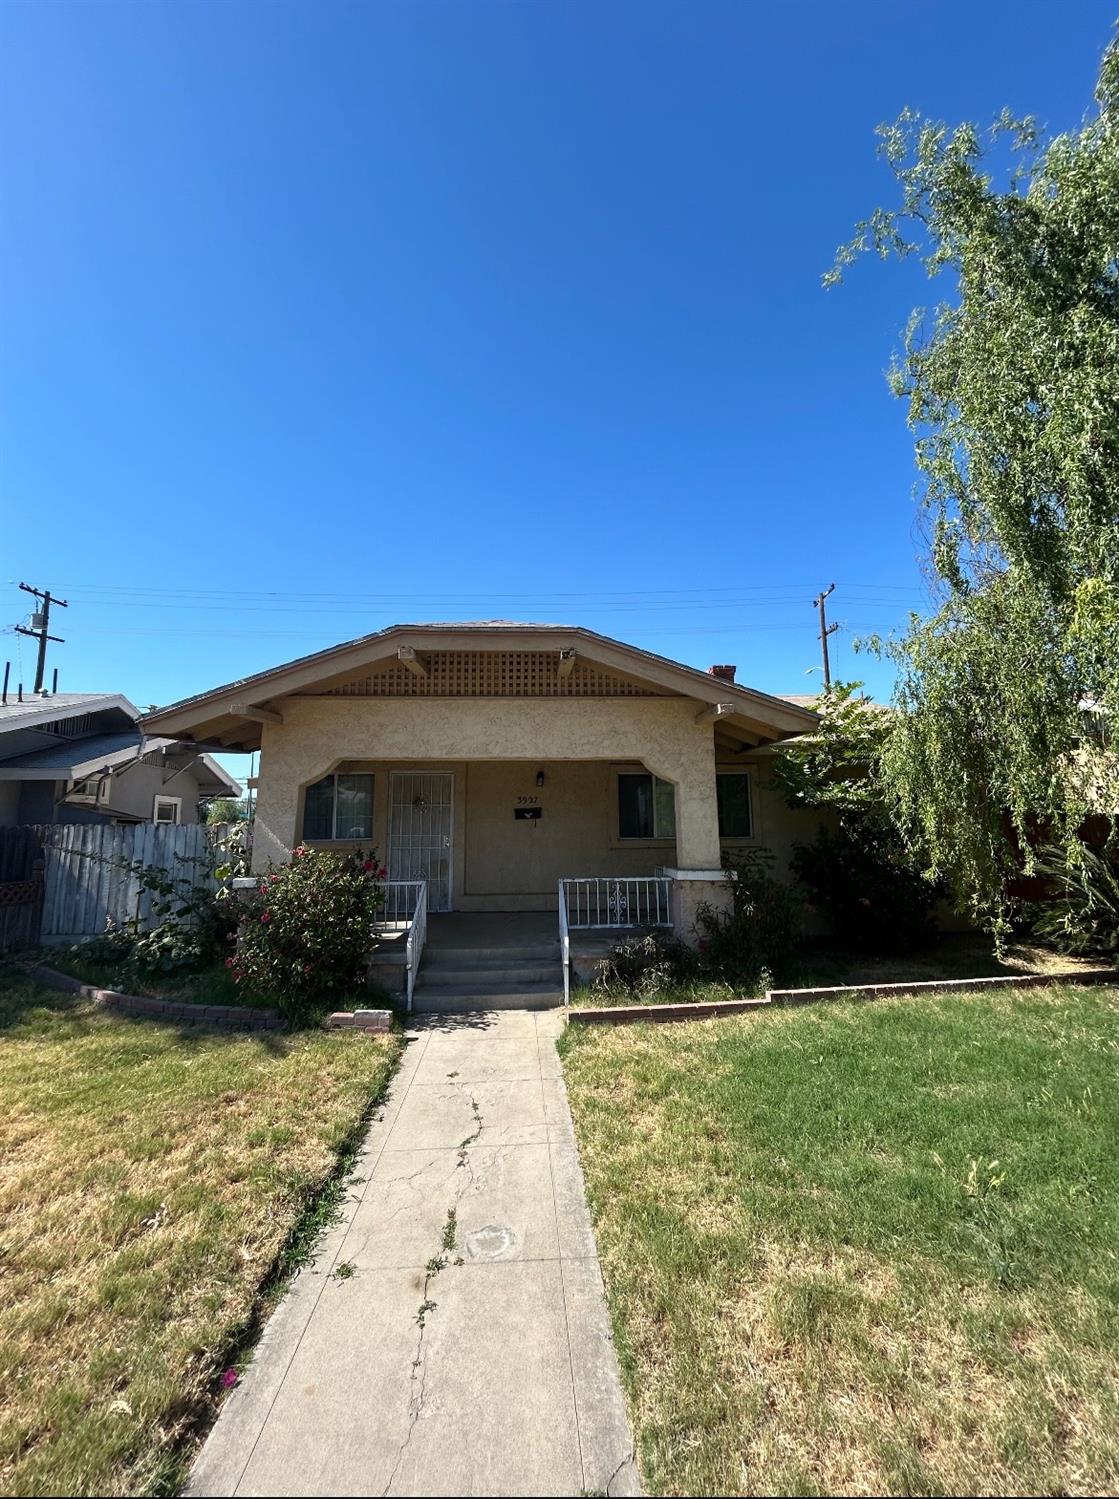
[
  {"x1": 812, "y1": 582, "x2": 838, "y2": 691},
  {"x1": 14, "y1": 583, "x2": 68, "y2": 693}
]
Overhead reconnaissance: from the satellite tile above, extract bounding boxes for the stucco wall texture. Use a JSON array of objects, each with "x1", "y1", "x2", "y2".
[
  {"x1": 252, "y1": 697, "x2": 727, "y2": 871},
  {"x1": 246, "y1": 696, "x2": 829, "y2": 930}
]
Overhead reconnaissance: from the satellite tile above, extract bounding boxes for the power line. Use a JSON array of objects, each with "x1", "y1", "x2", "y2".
[{"x1": 49, "y1": 579, "x2": 931, "y2": 605}]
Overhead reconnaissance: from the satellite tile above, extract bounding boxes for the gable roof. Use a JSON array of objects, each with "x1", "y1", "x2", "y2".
[
  {"x1": 142, "y1": 622, "x2": 819, "y2": 751},
  {"x1": 0, "y1": 692, "x2": 139, "y2": 736}
]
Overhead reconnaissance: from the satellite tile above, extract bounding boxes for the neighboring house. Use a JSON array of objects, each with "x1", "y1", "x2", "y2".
[
  {"x1": 0, "y1": 691, "x2": 241, "y2": 828},
  {"x1": 142, "y1": 623, "x2": 818, "y2": 944}
]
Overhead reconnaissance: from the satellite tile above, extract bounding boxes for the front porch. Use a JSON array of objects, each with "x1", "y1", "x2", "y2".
[{"x1": 372, "y1": 900, "x2": 679, "y2": 1011}]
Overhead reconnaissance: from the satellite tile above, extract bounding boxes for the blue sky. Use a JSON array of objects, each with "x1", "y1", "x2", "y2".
[{"x1": 1, "y1": 0, "x2": 1112, "y2": 783}]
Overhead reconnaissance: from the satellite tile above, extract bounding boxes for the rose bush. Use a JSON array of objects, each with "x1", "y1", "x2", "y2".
[{"x1": 231, "y1": 846, "x2": 386, "y2": 1025}]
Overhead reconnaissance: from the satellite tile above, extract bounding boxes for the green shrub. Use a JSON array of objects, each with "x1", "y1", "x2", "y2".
[
  {"x1": 205, "y1": 797, "x2": 247, "y2": 825},
  {"x1": 592, "y1": 932, "x2": 700, "y2": 998},
  {"x1": 694, "y1": 848, "x2": 803, "y2": 989},
  {"x1": 70, "y1": 854, "x2": 241, "y2": 980},
  {"x1": 1032, "y1": 840, "x2": 1119, "y2": 958},
  {"x1": 231, "y1": 846, "x2": 385, "y2": 1025},
  {"x1": 790, "y1": 825, "x2": 936, "y2": 951}
]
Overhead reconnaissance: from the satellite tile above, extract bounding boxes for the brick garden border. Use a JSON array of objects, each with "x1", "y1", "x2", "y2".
[
  {"x1": 567, "y1": 966, "x2": 1119, "y2": 1026},
  {"x1": 25, "y1": 962, "x2": 283, "y2": 1032}
]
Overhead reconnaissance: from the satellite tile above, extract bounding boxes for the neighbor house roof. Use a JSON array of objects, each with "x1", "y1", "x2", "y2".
[
  {"x1": 142, "y1": 621, "x2": 820, "y2": 751},
  {"x1": 0, "y1": 692, "x2": 139, "y2": 734},
  {"x1": 0, "y1": 731, "x2": 241, "y2": 794},
  {"x1": 0, "y1": 731, "x2": 144, "y2": 779}
]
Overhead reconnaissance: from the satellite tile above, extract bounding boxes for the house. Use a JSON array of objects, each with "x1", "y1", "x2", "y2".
[
  {"x1": 142, "y1": 623, "x2": 819, "y2": 963},
  {"x1": 0, "y1": 690, "x2": 241, "y2": 828}
]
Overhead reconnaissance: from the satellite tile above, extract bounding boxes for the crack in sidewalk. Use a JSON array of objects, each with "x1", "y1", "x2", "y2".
[{"x1": 382, "y1": 1092, "x2": 479, "y2": 1495}]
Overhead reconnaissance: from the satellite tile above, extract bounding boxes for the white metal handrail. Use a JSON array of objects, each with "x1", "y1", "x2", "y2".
[
  {"x1": 379, "y1": 879, "x2": 427, "y2": 924},
  {"x1": 559, "y1": 876, "x2": 672, "y2": 930},
  {"x1": 558, "y1": 878, "x2": 571, "y2": 1006},
  {"x1": 376, "y1": 880, "x2": 428, "y2": 1012},
  {"x1": 404, "y1": 882, "x2": 427, "y2": 1014}
]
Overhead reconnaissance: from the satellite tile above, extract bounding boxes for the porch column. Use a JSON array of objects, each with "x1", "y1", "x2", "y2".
[
  {"x1": 250, "y1": 732, "x2": 299, "y2": 870},
  {"x1": 647, "y1": 734, "x2": 735, "y2": 942},
  {"x1": 644, "y1": 734, "x2": 721, "y2": 871}
]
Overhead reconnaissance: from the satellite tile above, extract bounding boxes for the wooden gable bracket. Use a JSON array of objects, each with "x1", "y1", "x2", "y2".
[
  {"x1": 557, "y1": 649, "x2": 577, "y2": 680},
  {"x1": 695, "y1": 701, "x2": 736, "y2": 726},
  {"x1": 230, "y1": 702, "x2": 285, "y2": 726},
  {"x1": 397, "y1": 646, "x2": 430, "y2": 681}
]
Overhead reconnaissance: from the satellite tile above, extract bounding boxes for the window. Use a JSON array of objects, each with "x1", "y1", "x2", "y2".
[
  {"x1": 153, "y1": 795, "x2": 182, "y2": 825},
  {"x1": 716, "y1": 772, "x2": 752, "y2": 839},
  {"x1": 617, "y1": 773, "x2": 676, "y2": 839},
  {"x1": 303, "y1": 773, "x2": 374, "y2": 840},
  {"x1": 72, "y1": 776, "x2": 108, "y2": 803}
]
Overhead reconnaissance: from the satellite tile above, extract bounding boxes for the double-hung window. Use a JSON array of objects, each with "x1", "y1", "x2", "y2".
[
  {"x1": 303, "y1": 773, "x2": 374, "y2": 841},
  {"x1": 716, "y1": 771, "x2": 752, "y2": 839},
  {"x1": 617, "y1": 773, "x2": 676, "y2": 840},
  {"x1": 153, "y1": 795, "x2": 181, "y2": 825}
]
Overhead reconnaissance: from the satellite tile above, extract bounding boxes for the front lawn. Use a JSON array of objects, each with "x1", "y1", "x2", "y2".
[
  {"x1": 0, "y1": 968, "x2": 401, "y2": 1497},
  {"x1": 561, "y1": 984, "x2": 1119, "y2": 1495}
]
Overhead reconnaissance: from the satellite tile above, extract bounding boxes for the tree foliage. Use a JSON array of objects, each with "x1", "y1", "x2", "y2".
[
  {"x1": 775, "y1": 683, "x2": 938, "y2": 948},
  {"x1": 831, "y1": 32, "x2": 1119, "y2": 933}
]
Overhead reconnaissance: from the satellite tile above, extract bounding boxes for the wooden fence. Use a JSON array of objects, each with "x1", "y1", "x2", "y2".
[
  {"x1": 34, "y1": 822, "x2": 216, "y2": 945},
  {"x1": 0, "y1": 826, "x2": 44, "y2": 953}
]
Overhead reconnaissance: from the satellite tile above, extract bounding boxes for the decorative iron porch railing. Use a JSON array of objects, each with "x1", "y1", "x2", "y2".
[
  {"x1": 557, "y1": 876, "x2": 673, "y2": 1006},
  {"x1": 559, "y1": 876, "x2": 672, "y2": 930}
]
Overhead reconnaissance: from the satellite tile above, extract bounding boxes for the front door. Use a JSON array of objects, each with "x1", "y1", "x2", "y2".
[{"x1": 388, "y1": 772, "x2": 454, "y2": 911}]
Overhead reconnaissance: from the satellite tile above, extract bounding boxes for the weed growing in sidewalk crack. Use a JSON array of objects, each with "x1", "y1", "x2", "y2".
[
  {"x1": 442, "y1": 1206, "x2": 458, "y2": 1252},
  {"x1": 458, "y1": 1095, "x2": 483, "y2": 1160}
]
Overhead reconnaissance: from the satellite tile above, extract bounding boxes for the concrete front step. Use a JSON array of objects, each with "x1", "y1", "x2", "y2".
[
  {"x1": 419, "y1": 964, "x2": 560, "y2": 987},
  {"x1": 416, "y1": 933, "x2": 565, "y2": 1011},
  {"x1": 423, "y1": 943, "x2": 560, "y2": 966},
  {"x1": 414, "y1": 977, "x2": 562, "y2": 997},
  {"x1": 412, "y1": 986, "x2": 564, "y2": 1012}
]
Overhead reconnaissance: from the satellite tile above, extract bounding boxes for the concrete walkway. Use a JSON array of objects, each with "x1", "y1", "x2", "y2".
[{"x1": 189, "y1": 1011, "x2": 639, "y2": 1498}]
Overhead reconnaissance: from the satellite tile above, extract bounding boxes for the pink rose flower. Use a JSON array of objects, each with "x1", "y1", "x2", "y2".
[{"x1": 221, "y1": 1368, "x2": 238, "y2": 1390}]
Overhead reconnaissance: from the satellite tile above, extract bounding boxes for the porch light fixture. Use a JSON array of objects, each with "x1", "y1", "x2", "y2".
[{"x1": 535, "y1": 770, "x2": 545, "y2": 788}]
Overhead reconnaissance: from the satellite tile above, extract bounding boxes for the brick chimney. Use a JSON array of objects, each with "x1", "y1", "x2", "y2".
[{"x1": 708, "y1": 664, "x2": 736, "y2": 684}]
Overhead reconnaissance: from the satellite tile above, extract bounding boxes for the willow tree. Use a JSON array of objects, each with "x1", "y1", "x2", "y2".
[{"x1": 829, "y1": 33, "x2": 1119, "y2": 935}]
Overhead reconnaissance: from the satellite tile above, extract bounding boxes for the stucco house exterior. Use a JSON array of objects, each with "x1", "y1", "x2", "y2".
[
  {"x1": 143, "y1": 624, "x2": 819, "y2": 967},
  {"x1": 0, "y1": 691, "x2": 240, "y2": 828}
]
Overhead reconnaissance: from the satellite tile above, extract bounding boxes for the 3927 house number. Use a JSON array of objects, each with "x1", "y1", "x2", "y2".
[{"x1": 515, "y1": 795, "x2": 540, "y2": 805}]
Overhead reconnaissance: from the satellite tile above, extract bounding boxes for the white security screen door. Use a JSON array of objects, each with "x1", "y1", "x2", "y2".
[{"x1": 388, "y1": 773, "x2": 454, "y2": 911}]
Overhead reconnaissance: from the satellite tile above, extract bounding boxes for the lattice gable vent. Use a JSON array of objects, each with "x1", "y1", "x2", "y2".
[{"x1": 322, "y1": 651, "x2": 670, "y2": 698}]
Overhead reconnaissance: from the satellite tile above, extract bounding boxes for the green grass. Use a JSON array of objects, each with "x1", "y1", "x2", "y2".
[
  {"x1": 560, "y1": 983, "x2": 1119, "y2": 1495},
  {"x1": 0, "y1": 967, "x2": 401, "y2": 1496}
]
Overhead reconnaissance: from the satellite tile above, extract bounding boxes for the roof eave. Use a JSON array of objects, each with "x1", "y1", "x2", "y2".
[{"x1": 141, "y1": 623, "x2": 820, "y2": 745}]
